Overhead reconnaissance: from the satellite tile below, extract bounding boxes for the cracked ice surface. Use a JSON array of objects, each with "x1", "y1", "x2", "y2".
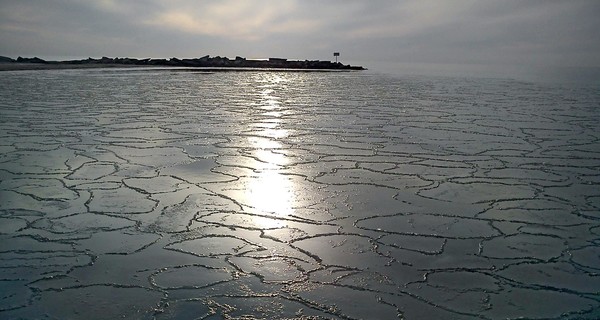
[{"x1": 1, "y1": 69, "x2": 600, "y2": 319}]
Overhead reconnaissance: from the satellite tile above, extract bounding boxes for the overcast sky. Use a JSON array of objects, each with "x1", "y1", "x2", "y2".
[{"x1": 1, "y1": 0, "x2": 599, "y2": 78}]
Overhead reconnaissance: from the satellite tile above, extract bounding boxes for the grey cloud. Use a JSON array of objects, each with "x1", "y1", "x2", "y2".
[{"x1": 1, "y1": 0, "x2": 599, "y2": 79}]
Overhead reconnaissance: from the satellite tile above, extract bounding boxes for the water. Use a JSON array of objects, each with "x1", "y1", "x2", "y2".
[{"x1": 0, "y1": 68, "x2": 599, "y2": 319}]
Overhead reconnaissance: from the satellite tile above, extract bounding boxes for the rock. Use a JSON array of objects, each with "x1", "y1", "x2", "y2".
[
  {"x1": 0, "y1": 56, "x2": 15, "y2": 63},
  {"x1": 16, "y1": 56, "x2": 46, "y2": 63}
]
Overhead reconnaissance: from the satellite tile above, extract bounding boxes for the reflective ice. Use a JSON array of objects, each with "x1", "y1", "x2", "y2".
[{"x1": 1, "y1": 69, "x2": 599, "y2": 319}]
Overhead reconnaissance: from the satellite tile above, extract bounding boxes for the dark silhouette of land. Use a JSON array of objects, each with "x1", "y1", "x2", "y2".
[{"x1": 0, "y1": 55, "x2": 365, "y2": 71}]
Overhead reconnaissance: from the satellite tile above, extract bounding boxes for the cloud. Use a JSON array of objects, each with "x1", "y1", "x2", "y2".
[
  {"x1": 339, "y1": 1, "x2": 474, "y2": 39},
  {"x1": 329, "y1": 0, "x2": 600, "y2": 67},
  {"x1": 144, "y1": 0, "x2": 322, "y2": 41},
  {"x1": 0, "y1": 0, "x2": 599, "y2": 77}
]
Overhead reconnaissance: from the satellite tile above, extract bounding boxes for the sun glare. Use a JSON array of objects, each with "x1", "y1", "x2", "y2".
[
  {"x1": 244, "y1": 74, "x2": 296, "y2": 228},
  {"x1": 248, "y1": 169, "x2": 294, "y2": 216}
]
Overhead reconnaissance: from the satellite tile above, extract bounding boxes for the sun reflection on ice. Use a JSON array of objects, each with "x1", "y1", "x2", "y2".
[
  {"x1": 245, "y1": 73, "x2": 296, "y2": 229},
  {"x1": 248, "y1": 169, "x2": 294, "y2": 216}
]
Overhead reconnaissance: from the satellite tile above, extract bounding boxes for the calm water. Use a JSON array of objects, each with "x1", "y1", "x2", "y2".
[{"x1": 1, "y1": 68, "x2": 599, "y2": 319}]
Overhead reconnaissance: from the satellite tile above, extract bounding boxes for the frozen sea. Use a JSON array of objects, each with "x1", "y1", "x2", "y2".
[{"x1": 0, "y1": 68, "x2": 599, "y2": 319}]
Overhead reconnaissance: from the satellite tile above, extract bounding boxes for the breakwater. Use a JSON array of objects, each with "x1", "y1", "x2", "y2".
[{"x1": 1, "y1": 55, "x2": 365, "y2": 70}]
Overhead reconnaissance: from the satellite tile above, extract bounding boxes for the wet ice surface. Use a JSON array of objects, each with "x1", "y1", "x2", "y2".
[{"x1": 1, "y1": 69, "x2": 599, "y2": 319}]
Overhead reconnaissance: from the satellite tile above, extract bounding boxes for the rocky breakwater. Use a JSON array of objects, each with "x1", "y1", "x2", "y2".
[{"x1": 0, "y1": 55, "x2": 366, "y2": 70}]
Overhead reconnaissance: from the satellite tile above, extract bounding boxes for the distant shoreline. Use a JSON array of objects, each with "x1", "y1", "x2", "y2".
[
  {"x1": 0, "y1": 63, "x2": 153, "y2": 71},
  {"x1": 0, "y1": 56, "x2": 366, "y2": 71}
]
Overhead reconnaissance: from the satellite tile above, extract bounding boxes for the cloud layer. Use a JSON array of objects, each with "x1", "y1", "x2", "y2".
[{"x1": 1, "y1": 0, "x2": 599, "y2": 77}]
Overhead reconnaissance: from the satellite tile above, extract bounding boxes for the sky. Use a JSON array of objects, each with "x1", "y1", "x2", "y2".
[{"x1": 1, "y1": 0, "x2": 599, "y2": 80}]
